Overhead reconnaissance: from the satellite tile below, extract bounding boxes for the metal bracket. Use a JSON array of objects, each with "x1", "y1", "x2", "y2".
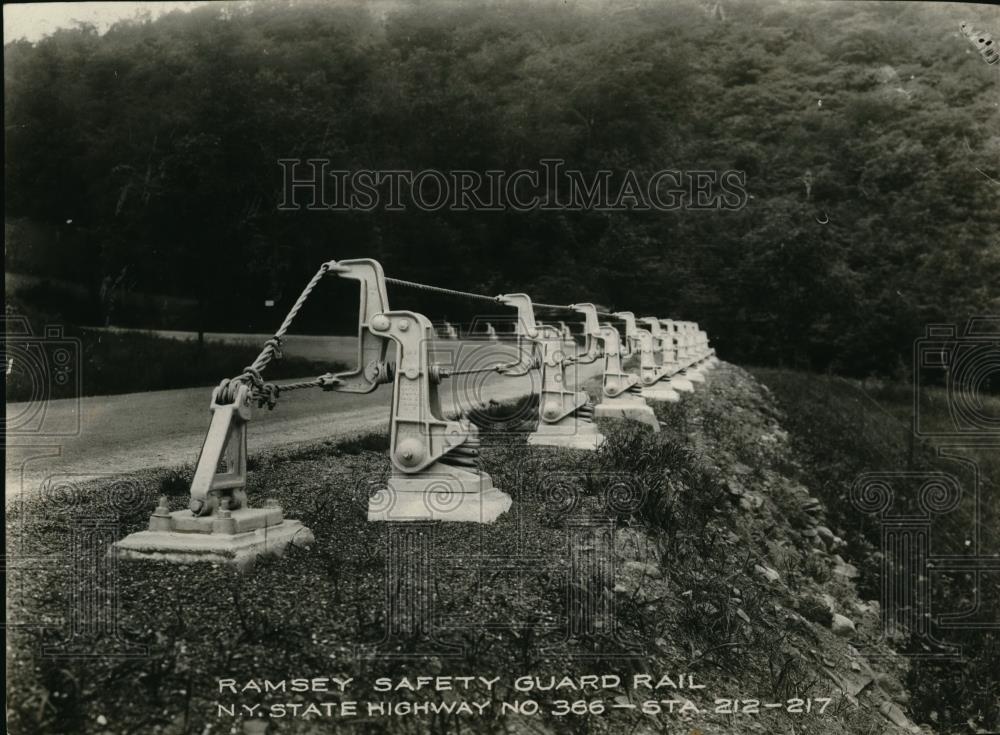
[
  {"x1": 678, "y1": 321, "x2": 707, "y2": 382},
  {"x1": 569, "y1": 308, "x2": 659, "y2": 432},
  {"x1": 569, "y1": 303, "x2": 603, "y2": 365},
  {"x1": 497, "y1": 293, "x2": 542, "y2": 376},
  {"x1": 596, "y1": 322, "x2": 638, "y2": 398},
  {"x1": 528, "y1": 323, "x2": 604, "y2": 450},
  {"x1": 624, "y1": 315, "x2": 679, "y2": 403},
  {"x1": 324, "y1": 259, "x2": 392, "y2": 393},
  {"x1": 640, "y1": 317, "x2": 670, "y2": 360},
  {"x1": 688, "y1": 322, "x2": 718, "y2": 367},
  {"x1": 598, "y1": 321, "x2": 659, "y2": 430},
  {"x1": 367, "y1": 310, "x2": 511, "y2": 521},
  {"x1": 498, "y1": 293, "x2": 539, "y2": 338},
  {"x1": 368, "y1": 311, "x2": 470, "y2": 473},
  {"x1": 614, "y1": 311, "x2": 669, "y2": 388},
  {"x1": 641, "y1": 317, "x2": 679, "y2": 375},
  {"x1": 188, "y1": 381, "x2": 252, "y2": 515},
  {"x1": 536, "y1": 324, "x2": 582, "y2": 423},
  {"x1": 319, "y1": 262, "x2": 508, "y2": 519},
  {"x1": 666, "y1": 319, "x2": 709, "y2": 385},
  {"x1": 500, "y1": 295, "x2": 603, "y2": 450},
  {"x1": 614, "y1": 311, "x2": 642, "y2": 357}
]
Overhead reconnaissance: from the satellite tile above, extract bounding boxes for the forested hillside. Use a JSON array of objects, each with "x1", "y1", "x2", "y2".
[{"x1": 5, "y1": 0, "x2": 999, "y2": 377}]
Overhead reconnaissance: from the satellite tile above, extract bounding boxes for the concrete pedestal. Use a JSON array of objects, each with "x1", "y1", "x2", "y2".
[
  {"x1": 670, "y1": 374, "x2": 694, "y2": 392},
  {"x1": 642, "y1": 384, "x2": 681, "y2": 402},
  {"x1": 528, "y1": 419, "x2": 606, "y2": 450},
  {"x1": 368, "y1": 464, "x2": 512, "y2": 522},
  {"x1": 112, "y1": 508, "x2": 314, "y2": 569},
  {"x1": 594, "y1": 395, "x2": 660, "y2": 432}
]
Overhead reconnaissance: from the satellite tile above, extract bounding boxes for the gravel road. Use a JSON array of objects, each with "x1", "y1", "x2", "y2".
[{"x1": 6, "y1": 333, "x2": 600, "y2": 499}]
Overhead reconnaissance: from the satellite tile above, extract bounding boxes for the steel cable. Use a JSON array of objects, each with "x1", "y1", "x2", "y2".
[
  {"x1": 385, "y1": 276, "x2": 501, "y2": 303},
  {"x1": 217, "y1": 263, "x2": 625, "y2": 409},
  {"x1": 245, "y1": 261, "x2": 332, "y2": 376}
]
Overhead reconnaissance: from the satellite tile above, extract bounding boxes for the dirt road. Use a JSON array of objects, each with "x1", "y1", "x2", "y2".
[{"x1": 6, "y1": 335, "x2": 600, "y2": 499}]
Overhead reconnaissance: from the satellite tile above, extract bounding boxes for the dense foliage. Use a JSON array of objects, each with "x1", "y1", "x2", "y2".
[{"x1": 5, "y1": 0, "x2": 999, "y2": 376}]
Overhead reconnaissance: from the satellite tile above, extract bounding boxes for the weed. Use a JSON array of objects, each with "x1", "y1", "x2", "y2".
[
  {"x1": 335, "y1": 431, "x2": 391, "y2": 455},
  {"x1": 158, "y1": 468, "x2": 190, "y2": 497}
]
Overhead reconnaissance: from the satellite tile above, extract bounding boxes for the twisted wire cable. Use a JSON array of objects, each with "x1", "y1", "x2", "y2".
[
  {"x1": 385, "y1": 277, "x2": 501, "y2": 303},
  {"x1": 245, "y1": 261, "x2": 332, "y2": 375}
]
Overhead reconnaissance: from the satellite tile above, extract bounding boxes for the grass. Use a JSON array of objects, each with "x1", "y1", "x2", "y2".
[{"x1": 5, "y1": 365, "x2": 923, "y2": 735}]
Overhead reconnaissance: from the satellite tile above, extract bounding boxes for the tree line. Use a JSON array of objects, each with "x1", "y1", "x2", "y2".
[{"x1": 5, "y1": 0, "x2": 999, "y2": 378}]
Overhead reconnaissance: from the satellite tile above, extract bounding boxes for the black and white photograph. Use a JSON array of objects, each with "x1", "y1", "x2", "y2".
[{"x1": 4, "y1": 0, "x2": 999, "y2": 733}]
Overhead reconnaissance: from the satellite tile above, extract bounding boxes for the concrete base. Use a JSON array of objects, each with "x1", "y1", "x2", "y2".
[
  {"x1": 670, "y1": 375, "x2": 694, "y2": 392},
  {"x1": 166, "y1": 506, "x2": 282, "y2": 534},
  {"x1": 528, "y1": 420, "x2": 605, "y2": 450},
  {"x1": 642, "y1": 384, "x2": 681, "y2": 402},
  {"x1": 112, "y1": 517, "x2": 314, "y2": 569},
  {"x1": 368, "y1": 464, "x2": 512, "y2": 522},
  {"x1": 594, "y1": 396, "x2": 660, "y2": 432},
  {"x1": 687, "y1": 368, "x2": 706, "y2": 383}
]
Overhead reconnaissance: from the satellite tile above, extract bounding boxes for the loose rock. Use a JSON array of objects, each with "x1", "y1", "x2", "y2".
[
  {"x1": 622, "y1": 560, "x2": 662, "y2": 579},
  {"x1": 834, "y1": 561, "x2": 861, "y2": 580},
  {"x1": 831, "y1": 613, "x2": 856, "y2": 637},
  {"x1": 879, "y1": 701, "x2": 921, "y2": 733},
  {"x1": 754, "y1": 564, "x2": 781, "y2": 583}
]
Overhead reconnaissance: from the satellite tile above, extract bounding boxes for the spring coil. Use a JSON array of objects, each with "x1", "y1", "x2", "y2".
[
  {"x1": 575, "y1": 402, "x2": 596, "y2": 423},
  {"x1": 438, "y1": 433, "x2": 482, "y2": 470},
  {"x1": 372, "y1": 360, "x2": 396, "y2": 385},
  {"x1": 627, "y1": 383, "x2": 643, "y2": 396}
]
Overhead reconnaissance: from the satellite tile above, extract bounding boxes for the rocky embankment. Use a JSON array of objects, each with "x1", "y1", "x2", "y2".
[{"x1": 607, "y1": 363, "x2": 928, "y2": 734}]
